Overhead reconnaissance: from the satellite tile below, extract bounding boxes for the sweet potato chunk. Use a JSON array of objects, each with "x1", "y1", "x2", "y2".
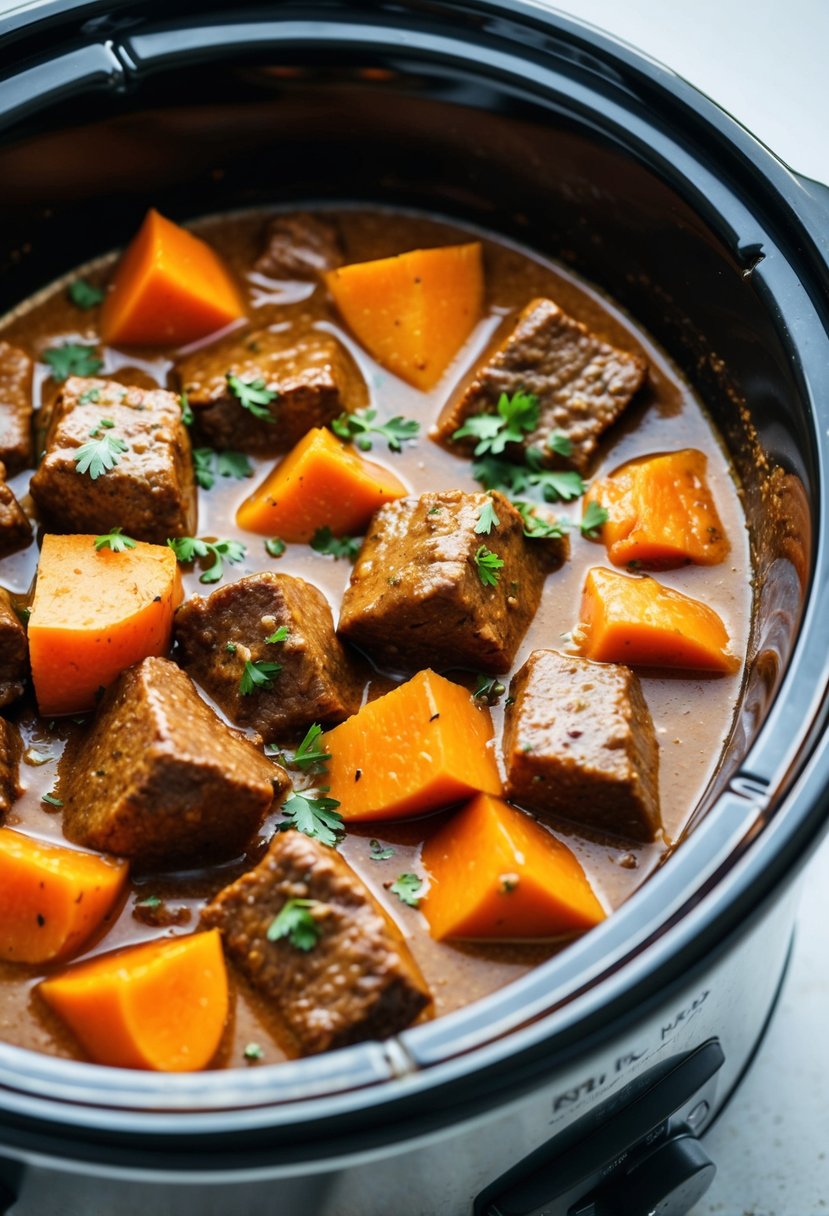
[
  {"x1": 29, "y1": 535, "x2": 183, "y2": 717},
  {"x1": 325, "y1": 669, "x2": 502, "y2": 822},
  {"x1": 503, "y1": 649, "x2": 662, "y2": 842},
  {"x1": 338, "y1": 489, "x2": 557, "y2": 674},
  {"x1": 29, "y1": 377, "x2": 196, "y2": 543},
  {"x1": 175, "y1": 572, "x2": 364, "y2": 741},
  {"x1": 436, "y1": 297, "x2": 647, "y2": 472},
  {"x1": 201, "y1": 831, "x2": 430, "y2": 1054},
  {"x1": 38, "y1": 930, "x2": 228, "y2": 1071},
  {"x1": 325, "y1": 243, "x2": 483, "y2": 390},
  {"x1": 577, "y1": 567, "x2": 739, "y2": 673},
  {"x1": 422, "y1": 794, "x2": 606, "y2": 940},
  {"x1": 61, "y1": 657, "x2": 287, "y2": 866},
  {"x1": 584, "y1": 449, "x2": 729, "y2": 569},
  {"x1": 101, "y1": 209, "x2": 244, "y2": 347},
  {"x1": 236, "y1": 427, "x2": 407, "y2": 542},
  {"x1": 0, "y1": 828, "x2": 128, "y2": 963}
]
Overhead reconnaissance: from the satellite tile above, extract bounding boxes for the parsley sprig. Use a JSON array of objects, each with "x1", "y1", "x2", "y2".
[
  {"x1": 453, "y1": 390, "x2": 539, "y2": 456},
  {"x1": 167, "y1": 535, "x2": 247, "y2": 584},
  {"x1": 513, "y1": 501, "x2": 568, "y2": 540},
  {"x1": 68, "y1": 279, "x2": 104, "y2": 310},
  {"x1": 332, "y1": 408, "x2": 420, "y2": 453},
  {"x1": 311, "y1": 527, "x2": 361, "y2": 561},
  {"x1": 474, "y1": 545, "x2": 504, "y2": 588},
  {"x1": 227, "y1": 373, "x2": 277, "y2": 421},
  {"x1": 94, "y1": 527, "x2": 137, "y2": 553},
  {"x1": 390, "y1": 873, "x2": 423, "y2": 908},
  {"x1": 74, "y1": 420, "x2": 128, "y2": 480},
  {"x1": 474, "y1": 497, "x2": 500, "y2": 536},
  {"x1": 193, "y1": 448, "x2": 253, "y2": 490},
  {"x1": 265, "y1": 537, "x2": 286, "y2": 558},
  {"x1": 180, "y1": 392, "x2": 194, "y2": 427},
  {"x1": 266, "y1": 625, "x2": 289, "y2": 644},
  {"x1": 473, "y1": 451, "x2": 585, "y2": 504},
  {"x1": 280, "y1": 791, "x2": 344, "y2": 848},
  {"x1": 43, "y1": 343, "x2": 102, "y2": 383},
  {"x1": 581, "y1": 500, "x2": 610, "y2": 539},
  {"x1": 267, "y1": 899, "x2": 321, "y2": 951},
  {"x1": 548, "y1": 432, "x2": 574, "y2": 458},
  {"x1": 292, "y1": 723, "x2": 331, "y2": 771},
  {"x1": 240, "y1": 659, "x2": 282, "y2": 695},
  {"x1": 369, "y1": 839, "x2": 395, "y2": 862}
]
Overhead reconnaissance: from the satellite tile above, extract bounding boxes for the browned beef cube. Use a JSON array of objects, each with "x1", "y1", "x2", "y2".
[
  {"x1": 0, "y1": 589, "x2": 27, "y2": 709},
  {"x1": 436, "y1": 298, "x2": 648, "y2": 473},
  {"x1": 175, "y1": 573, "x2": 364, "y2": 742},
  {"x1": 0, "y1": 464, "x2": 31, "y2": 557},
  {"x1": 503, "y1": 649, "x2": 661, "y2": 842},
  {"x1": 202, "y1": 830, "x2": 431, "y2": 1054},
  {"x1": 30, "y1": 378, "x2": 196, "y2": 543},
  {"x1": 0, "y1": 341, "x2": 33, "y2": 475},
  {"x1": 254, "y1": 212, "x2": 343, "y2": 279},
  {"x1": 0, "y1": 717, "x2": 22, "y2": 819},
  {"x1": 61, "y1": 657, "x2": 287, "y2": 867},
  {"x1": 176, "y1": 326, "x2": 366, "y2": 454},
  {"x1": 338, "y1": 489, "x2": 562, "y2": 674}
]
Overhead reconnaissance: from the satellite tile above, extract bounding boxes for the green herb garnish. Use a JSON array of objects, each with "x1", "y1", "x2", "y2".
[
  {"x1": 280, "y1": 792, "x2": 344, "y2": 848},
  {"x1": 43, "y1": 343, "x2": 102, "y2": 383},
  {"x1": 41, "y1": 792, "x2": 63, "y2": 808},
  {"x1": 547, "y1": 432, "x2": 574, "y2": 458},
  {"x1": 68, "y1": 279, "x2": 104, "y2": 310},
  {"x1": 472, "y1": 453, "x2": 585, "y2": 504},
  {"x1": 74, "y1": 422, "x2": 128, "y2": 480},
  {"x1": 474, "y1": 497, "x2": 501, "y2": 536},
  {"x1": 473, "y1": 674, "x2": 506, "y2": 703},
  {"x1": 135, "y1": 895, "x2": 162, "y2": 910},
  {"x1": 292, "y1": 723, "x2": 331, "y2": 771},
  {"x1": 513, "y1": 501, "x2": 568, "y2": 540},
  {"x1": 239, "y1": 659, "x2": 282, "y2": 695},
  {"x1": 581, "y1": 500, "x2": 610, "y2": 539},
  {"x1": 167, "y1": 536, "x2": 247, "y2": 584},
  {"x1": 265, "y1": 625, "x2": 289, "y2": 645},
  {"x1": 244, "y1": 1042, "x2": 264, "y2": 1061},
  {"x1": 474, "y1": 545, "x2": 504, "y2": 587},
  {"x1": 369, "y1": 839, "x2": 395, "y2": 862},
  {"x1": 266, "y1": 898, "x2": 321, "y2": 951},
  {"x1": 310, "y1": 527, "x2": 361, "y2": 561},
  {"x1": 227, "y1": 373, "x2": 277, "y2": 421},
  {"x1": 453, "y1": 390, "x2": 539, "y2": 456},
  {"x1": 180, "y1": 392, "x2": 194, "y2": 427},
  {"x1": 332, "y1": 408, "x2": 420, "y2": 453},
  {"x1": 94, "y1": 527, "x2": 137, "y2": 553},
  {"x1": 193, "y1": 448, "x2": 253, "y2": 490},
  {"x1": 390, "y1": 873, "x2": 423, "y2": 908},
  {"x1": 265, "y1": 537, "x2": 286, "y2": 558}
]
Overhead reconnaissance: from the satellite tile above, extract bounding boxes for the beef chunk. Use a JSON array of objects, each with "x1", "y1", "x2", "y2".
[
  {"x1": 503, "y1": 649, "x2": 661, "y2": 842},
  {"x1": 202, "y1": 830, "x2": 431, "y2": 1054},
  {"x1": 61, "y1": 657, "x2": 287, "y2": 867},
  {"x1": 0, "y1": 589, "x2": 27, "y2": 709},
  {"x1": 338, "y1": 489, "x2": 561, "y2": 674},
  {"x1": 0, "y1": 718, "x2": 22, "y2": 819},
  {"x1": 0, "y1": 341, "x2": 33, "y2": 475},
  {"x1": 30, "y1": 378, "x2": 196, "y2": 543},
  {"x1": 175, "y1": 573, "x2": 364, "y2": 742},
  {"x1": 176, "y1": 326, "x2": 366, "y2": 454},
  {"x1": 254, "y1": 212, "x2": 343, "y2": 279},
  {"x1": 0, "y1": 463, "x2": 31, "y2": 557},
  {"x1": 436, "y1": 298, "x2": 648, "y2": 473}
]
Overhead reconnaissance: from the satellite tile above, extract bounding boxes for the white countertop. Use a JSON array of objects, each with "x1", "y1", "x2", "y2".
[{"x1": 547, "y1": 3, "x2": 829, "y2": 1212}]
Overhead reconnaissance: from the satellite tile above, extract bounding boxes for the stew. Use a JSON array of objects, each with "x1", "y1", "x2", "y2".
[{"x1": 0, "y1": 206, "x2": 749, "y2": 1070}]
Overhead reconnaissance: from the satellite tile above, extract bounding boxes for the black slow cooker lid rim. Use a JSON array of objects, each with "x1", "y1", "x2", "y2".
[{"x1": 0, "y1": 0, "x2": 828, "y2": 1132}]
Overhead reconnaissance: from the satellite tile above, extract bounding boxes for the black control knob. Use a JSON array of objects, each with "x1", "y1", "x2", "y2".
[{"x1": 572, "y1": 1135, "x2": 715, "y2": 1216}]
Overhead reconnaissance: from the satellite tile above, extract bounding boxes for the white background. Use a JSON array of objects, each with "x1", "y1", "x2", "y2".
[
  {"x1": 0, "y1": 1, "x2": 828, "y2": 1213},
  {"x1": 548, "y1": 3, "x2": 829, "y2": 1213}
]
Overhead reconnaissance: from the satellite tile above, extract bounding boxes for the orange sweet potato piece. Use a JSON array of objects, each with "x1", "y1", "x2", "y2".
[
  {"x1": 324, "y1": 243, "x2": 483, "y2": 390},
  {"x1": 584, "y1": 449, "x2": 729, "y2": 569},
  {"x1": 576, "y1": 567, "x2": 739, "y2": 673},
  {"x1": 0, "y1": 828, "x2": 128, "y2": 964},
  {"x1": 236, "y1": 426, "x2": 407, "y2": 542},
  {"x1": 422, "y1": 794, "x2": 605, "y2": 940},
  {"x1": 38, "y1": 930, "x2": 228, "y2": 1072},
  {"x1": 326, "y1": 669, "x2": 502, "y2": 822},
  {"x1": 101, "y1": 209, "x2": 244, "y2": 347},
  {"x1": 29, "y1": 534, "x2": 183, "y2": 716}
]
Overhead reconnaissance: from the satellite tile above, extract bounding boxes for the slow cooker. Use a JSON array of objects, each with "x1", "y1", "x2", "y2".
[{"x1": 0, "y1": 2, "x2": 828, "y2": 1213}]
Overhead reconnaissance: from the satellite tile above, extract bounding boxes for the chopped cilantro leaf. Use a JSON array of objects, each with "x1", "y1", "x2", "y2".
[
  {"x1": 167, "y1": 536, "x2": 247, "y2": 584},
  {"x1": 581, "y1": 499, "x2": 610, "y2": 539},
  {"x1": 227, "y1": 373, "x2": 277, "y2": 421},
  {"x1": 192, "y1": 448, "x2": 216, "y2": 490},
  {"x1": 266, "y1": 898, "x2": 321, "y2": 951},
  {"x1": 369, "y1": 839, "x2": 395, "y2": 862},
  {"x1": 68, "y1": 279, "x2": 105, "y2": 310},
  {"x1": 331, "y1": 408, "x2": 420, "y2": 453},
  {"x1": 292, "y1": 723, "x2": 331, "y2": 771},
  {"x1": 453, "y1": 390, "x2": 539, "y2": 456},
  {"x1": 280, "y1": 791, "x2": 344, "y2": 848},
  {"x1": 239, "y1": 659, "x2": 282, "y2": 695},
  {"x1": 74, "y1": 425, "x2": 128, "y2": 480},
  {"x1": 180, "y1": 391, "x2": 194, "y2": 427},
  {"x1": 265, "y1": 537, "x2": 286, "y2": 558},
  {"x1": 244, "y1": 1042, "x2": 264, "y2": 1061},
  {"x1": 78, "y1": 388, "x2": 100, "y2": 405},
  {"x1": 94, "y1": 527, "x2": 137, "y2": 553},
  {"x1": 43, "y1": 343, "x2": 102, "y2": 383},
  {"x1": 474, "y1": 497, "x2": 501, "y2": 535},
  {"x1": 547, "y1": 432, "x2": 574, "y2": 458},
  {"x1": 474, "y1": 544, "x2": 504, "y2": 587},
  {"x1": 472, "y1": 452, "x2": 585, "y2": 504},
  {"x1": 135, "y1": 895, "x2": 162, "y2": 910},
  {"x1": 193, "y1": 448, "x2": 253, "y2": 490},
  {"x1": 266, "y1": 625, "x2": 289, "y2": 644},
  {"x1": 310, "y1": 527, "x2": 361, "y2": 561},
  {"x1": 41, "y1": 791, "x2": 63, "y2": 808},
  {"x1": 390, "y1": 872, "x2": 422, "y2": 908},
  {"x1": 513, "y1": 501, "x2": 568, "y2": 540}
]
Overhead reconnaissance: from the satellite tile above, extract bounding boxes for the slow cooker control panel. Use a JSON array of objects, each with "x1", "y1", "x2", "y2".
[{"x1": 478, "y1": 1040, "x2": 723, "y2": 1216}]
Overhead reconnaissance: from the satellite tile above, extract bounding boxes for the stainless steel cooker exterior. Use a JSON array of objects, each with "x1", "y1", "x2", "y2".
[{"x1": 0, "y1": 3, "x2": 827, "y2": 1214}]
